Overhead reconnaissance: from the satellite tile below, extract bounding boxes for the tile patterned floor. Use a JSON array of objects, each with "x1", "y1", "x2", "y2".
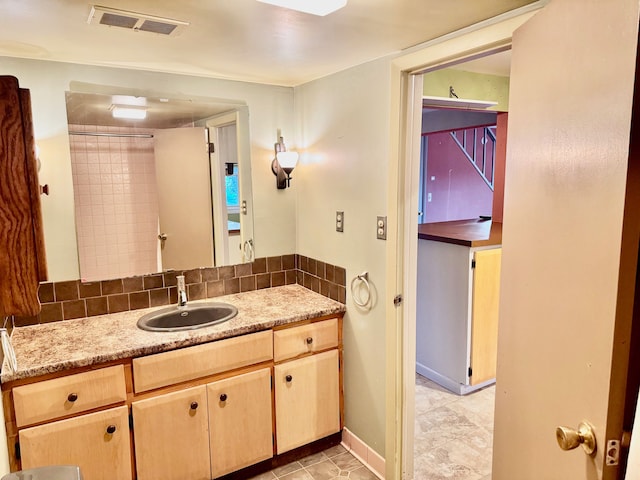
[
  {"x1": 251, "y1": 374, "x2": 495, "y2": 480},
  {"x1": 414, "y1": 373, "x2": 495, "y2": 480},
  {"x1": 251, "y1": 444, "x2": 380, "y2": 480}
]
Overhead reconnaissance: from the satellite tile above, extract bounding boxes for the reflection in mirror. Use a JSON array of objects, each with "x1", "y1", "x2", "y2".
[{"x1": 65, "y1": 90, "x2": 254, "y2": 282}]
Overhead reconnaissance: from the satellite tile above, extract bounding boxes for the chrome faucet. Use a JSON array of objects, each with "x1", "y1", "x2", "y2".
[{"x1": 177, "y1": 275, "x2": 187, "y2": 307}]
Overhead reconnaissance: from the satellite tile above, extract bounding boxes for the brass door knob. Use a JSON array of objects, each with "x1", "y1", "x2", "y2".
[{"x1": 556, "y1": 422, "x2": 596, "y2": 455}]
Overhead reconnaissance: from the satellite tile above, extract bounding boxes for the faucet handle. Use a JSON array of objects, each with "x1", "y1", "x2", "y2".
[{"x1": 176, "y1": 275, "x2": 187, "y2": 306}]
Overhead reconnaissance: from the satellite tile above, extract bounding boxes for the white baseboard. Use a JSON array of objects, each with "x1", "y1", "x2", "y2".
[
  {"x1": 341, "y1": 428, "x2": 385, "y2": 479},
  {"x1": 415, "y1": 362, "x2": 495, "y2": 395}
]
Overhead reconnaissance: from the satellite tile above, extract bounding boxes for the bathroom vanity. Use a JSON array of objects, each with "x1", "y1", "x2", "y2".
[
  {"x1": 1, "y1": 285, "x2": 345, "y2": 479},
  {"x1": 416, "y1": 219, "x2": 501, "y2": 395}
]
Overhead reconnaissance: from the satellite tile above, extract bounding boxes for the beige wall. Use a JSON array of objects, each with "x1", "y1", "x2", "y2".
[
  {"x1": 294, "y1": 56, "x2": 392, "y2": 455},
  {"x1": 2, "y1": 57, "x2": 296, "y2": 281}
]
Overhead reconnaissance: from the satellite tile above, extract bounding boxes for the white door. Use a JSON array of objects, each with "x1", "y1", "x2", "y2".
[
  {"x1": 154, "y1": 127, "x2": 214, "y2": 270},
  {"x1": 493, "y1": 0, "x2": 639, "y2": 478}
]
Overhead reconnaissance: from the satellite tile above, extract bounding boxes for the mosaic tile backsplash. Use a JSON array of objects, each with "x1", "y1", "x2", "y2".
[{"x1": 15, "y1": 255, "x2": 346, "y2": 327}]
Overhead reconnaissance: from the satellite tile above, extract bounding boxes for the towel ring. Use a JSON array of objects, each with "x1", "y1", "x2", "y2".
[
  {"x1": 351, "y1": 272, "x2": 371, "y2": 308},
  {"x1": 243, "y1": 239, "x2": 254, "y2": 263}
]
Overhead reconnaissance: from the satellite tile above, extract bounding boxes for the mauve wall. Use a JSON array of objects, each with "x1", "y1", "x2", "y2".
[{"x1": 423, "y1": 131, "x2": 494, "y2": 223}]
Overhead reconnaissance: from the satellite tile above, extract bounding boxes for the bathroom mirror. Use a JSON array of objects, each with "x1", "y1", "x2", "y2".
[{"x1": 64, "y1": 87, "x2": 254, "y2": 282}]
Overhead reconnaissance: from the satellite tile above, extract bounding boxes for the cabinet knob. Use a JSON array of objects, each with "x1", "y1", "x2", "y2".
[
  {"x1": 219, "y1": 394, "x2": 227, "y2": 402},
  {"x1": 67, "y1": 393, "x2": 78, "y2": 402},
  {"x1": 285, "y1": 375, "x2": 293, "y2": 382},
  {"x1": 106, "y1": 425, "x2": 116, "y2": 434},
  {"x1": 306, "y1": 337, "x2": 313, "y2": 345},
  {"x1": 190, "y1": 401, "x2": 199, "y2": 410}
]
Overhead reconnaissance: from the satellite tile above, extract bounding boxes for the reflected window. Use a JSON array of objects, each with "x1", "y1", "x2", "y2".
[{"x1": 225, "y1": 163, "x2": 240, "y2": 233}]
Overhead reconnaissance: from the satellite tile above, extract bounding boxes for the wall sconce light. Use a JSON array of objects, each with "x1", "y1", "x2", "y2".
[{"x1": 271, "y1": 136, "x2": 298, "y2": 189}]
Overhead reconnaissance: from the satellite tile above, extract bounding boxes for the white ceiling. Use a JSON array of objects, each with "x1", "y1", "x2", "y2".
[{"x1": 1, "y1": 0, "x2": 533, "y2": 87}]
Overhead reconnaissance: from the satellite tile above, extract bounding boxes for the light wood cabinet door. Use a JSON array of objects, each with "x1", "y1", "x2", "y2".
[
  {"x1": 132, "y1": 386, "x2": 210, "y2": 480},
  {"x1": 19, "y1": 406, "x2": 132, "y2": 480},
  {"x1": 275, "y1": 349, "x2": 340, "y2": 454},
  {"x1": 470, "y1": 248, "x2": 502, "y2": 386},
  {"x1": 207, "y1": 368, "x2": 273, "y2": 478}
]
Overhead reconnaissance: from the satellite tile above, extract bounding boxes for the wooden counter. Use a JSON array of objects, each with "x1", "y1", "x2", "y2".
[{"x1": 418, "y1": 219, "x2": 502, "y2": 247}]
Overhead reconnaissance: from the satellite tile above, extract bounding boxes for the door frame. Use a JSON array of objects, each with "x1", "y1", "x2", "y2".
[
  {"x1": 383, "y1": 4, "x2": 545, "y2": 478},
  {"x1": 206, "y1": 109, "x2": 254, "y2": 266}
]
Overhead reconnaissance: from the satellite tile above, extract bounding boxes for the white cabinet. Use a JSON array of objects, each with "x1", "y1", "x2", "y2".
[{"x1": 416, "y1": 239, "x2": 501, "y2": 394}]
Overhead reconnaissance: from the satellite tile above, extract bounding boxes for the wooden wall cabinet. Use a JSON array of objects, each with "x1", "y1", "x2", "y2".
[
  {"x1": 0, "y1": 76, "x2": 47, "y2": 317},
  {"x1": 416, "y1": 240, "x2": 501, "y2": 394},
  {"x1": 5, "y1": 315, "x2": 343, "y2": 479}
]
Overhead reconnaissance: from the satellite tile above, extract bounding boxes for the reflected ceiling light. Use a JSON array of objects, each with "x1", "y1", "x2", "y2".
[
  {"x1": 257, "y1": 0, "x2": 347, "y2": 16},
  {"x1": 111, "y1": 106, "x2": 147, "y2": 120},
  {"x1": 271, "y1": 135, "x2": 298, "y2": 189}
]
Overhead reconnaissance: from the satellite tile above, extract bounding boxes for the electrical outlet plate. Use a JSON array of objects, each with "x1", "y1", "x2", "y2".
[
  {"x1": 336, "y1": 211, "x2": 344, "y2": 232},
  {"x1": 377, "y1": 216, "x2": 387, "y2": 240}
]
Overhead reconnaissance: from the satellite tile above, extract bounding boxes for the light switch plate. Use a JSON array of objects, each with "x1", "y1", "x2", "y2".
[
  {"x1": 377, "y1": 216, "x2": 387, "y2": 240},
  {"x1": 336, "y1": 211, "x2": 344, "y2": 232}
]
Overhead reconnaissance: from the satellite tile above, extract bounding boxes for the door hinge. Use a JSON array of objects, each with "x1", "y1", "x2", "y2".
[
  {"x1": 468, "y1": 367, "x2": 473, "y2": 377},
  {"x1": 270, "y1": 375, "x2": 273, "y2": 390},
  {"x1": 14, "y1": 441, "x2": 20, "y2": 461},
  {"x1": 209, "y1": 142, "x2": 215, "y2": 153},
  {"x1": 129, "y1": 412, "x2": 134, "y2": 431},
  {"x1": 393, "y1": 295, "x2": 403, "y2": 307},
  {"x1": 272, "y1": 433, "x2": 275, "y2": 446},
  {"x1": 471, "y1": 259, "x2": 476, "y2": 269}
]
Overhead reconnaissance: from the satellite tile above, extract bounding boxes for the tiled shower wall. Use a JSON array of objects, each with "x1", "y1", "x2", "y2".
[
  {"x1": 69, "y1": 125, "x2": 159, "y2": 282},
  {"x1": 14, "y1": 255, "x2": 346, "y2": 327}
]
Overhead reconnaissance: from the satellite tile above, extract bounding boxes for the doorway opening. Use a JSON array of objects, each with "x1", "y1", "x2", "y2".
[{"x1": 412, "y1": 54, "x2": 509, "y2": 479}]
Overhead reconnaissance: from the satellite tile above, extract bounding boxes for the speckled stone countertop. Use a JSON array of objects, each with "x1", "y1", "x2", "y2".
[{"x1": 2, "y1": 285, "x2": 345, "y2": 383}]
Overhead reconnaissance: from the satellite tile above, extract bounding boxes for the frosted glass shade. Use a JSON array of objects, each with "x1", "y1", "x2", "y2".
[{"x1": 276, "y1": 151, "x2": 299, "y2": 169}]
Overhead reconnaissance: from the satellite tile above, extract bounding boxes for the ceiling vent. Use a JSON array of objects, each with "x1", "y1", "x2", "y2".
[{"x1": 87, "y1": 5, "x2": 189, "y2": 36}]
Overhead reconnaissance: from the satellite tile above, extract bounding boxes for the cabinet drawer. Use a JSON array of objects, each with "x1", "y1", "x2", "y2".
[
  {"x1": 133, "y1": 330, "x2": 273, "y2": 393},
  {"x1": 274, "y1": 318, "x2": 339, "y2": 362},
  {"x1": 13, "y1": 365, "x2": 127, "y2": 428}
]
